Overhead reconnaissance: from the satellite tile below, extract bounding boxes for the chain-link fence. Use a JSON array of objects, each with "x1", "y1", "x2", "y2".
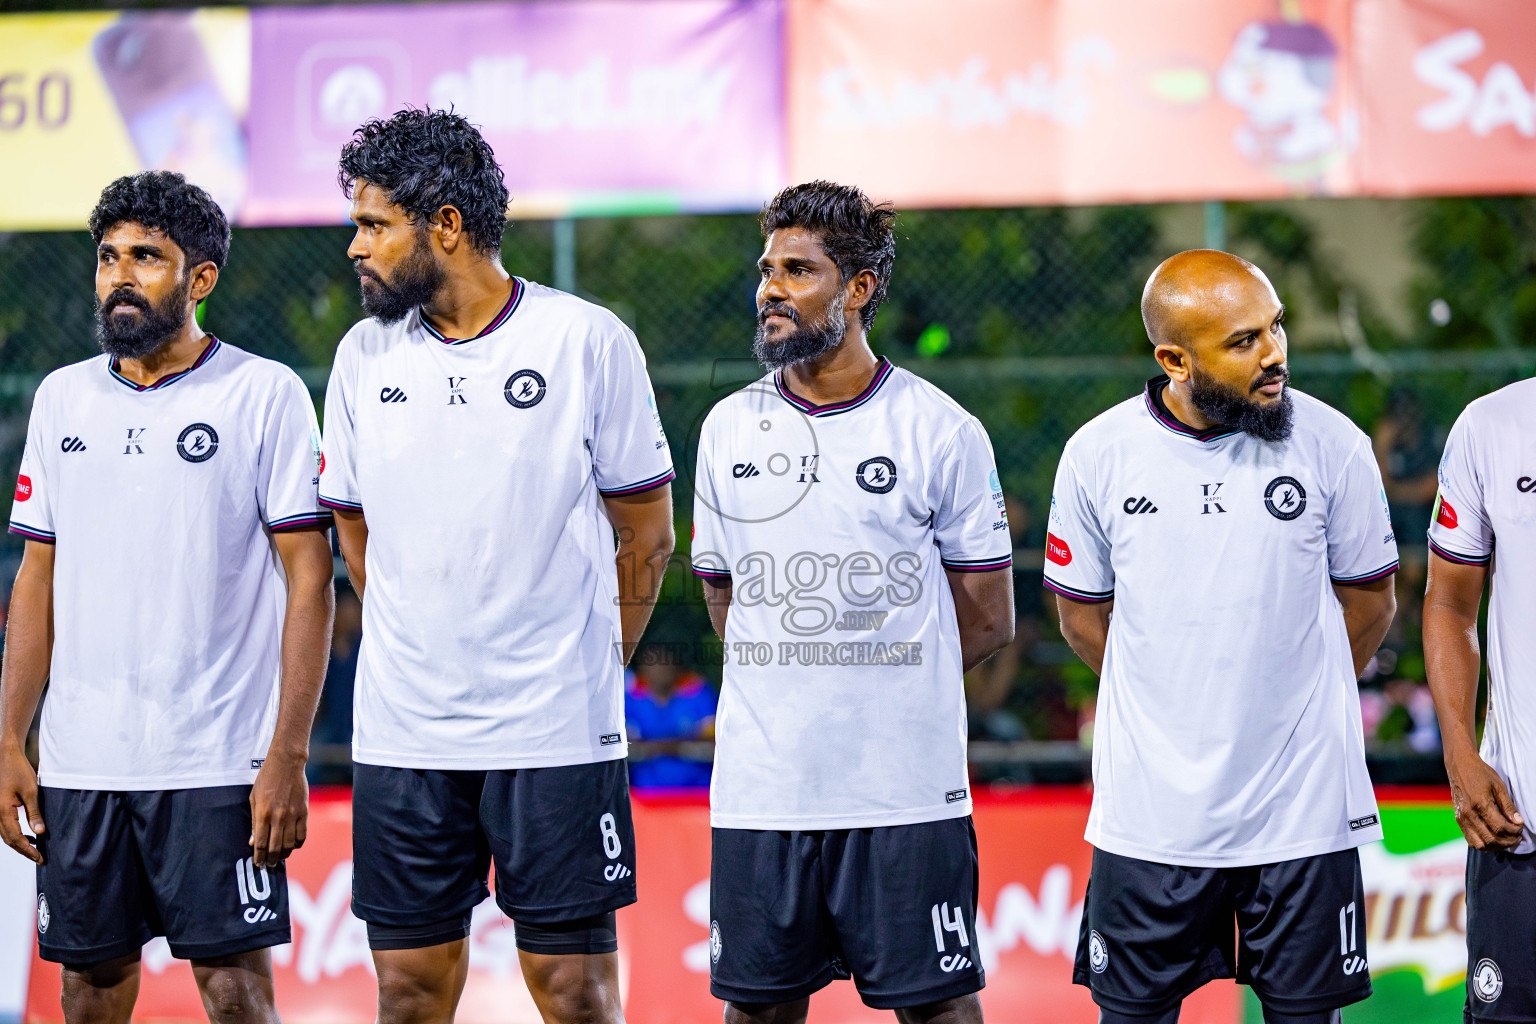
[{"x1": 2, "y1": 197, "x2": 1532, "y2": 774}]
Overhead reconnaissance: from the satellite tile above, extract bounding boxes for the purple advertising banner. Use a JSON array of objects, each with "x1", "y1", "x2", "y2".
[{"x1": 245, "y1": 0, "x2": 784, "y2": 225}]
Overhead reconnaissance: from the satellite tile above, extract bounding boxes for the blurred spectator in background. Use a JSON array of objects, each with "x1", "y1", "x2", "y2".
[
  {"x1": 1372, "y1": 389, "x2": 1444, "y2": 554},
  {"x1": 308, "y1": 585, "x2": 361, "y2": 784},
  {"x1": 624, "y1": 643, "x2": 717, "y2": 788}
]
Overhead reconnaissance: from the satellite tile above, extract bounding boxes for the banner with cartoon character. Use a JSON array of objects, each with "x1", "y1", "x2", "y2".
[{"x1": 786, "y1": 0, "x2": 1362, "y2": 205}]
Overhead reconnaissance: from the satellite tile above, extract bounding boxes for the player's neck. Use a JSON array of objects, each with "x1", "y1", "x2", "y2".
[
  {"x1": 116, "y1": 325, "x2": 212, "y2": 387},
  {"x1": 420, "y1": 261, "x2": 513, "y2": 340},
  {"x1": 1161, "y1": 378, "x2": 1221, "y2": 433},
  {"x1": 781, "y1": 336, "x2": 879, "y2": 407}
]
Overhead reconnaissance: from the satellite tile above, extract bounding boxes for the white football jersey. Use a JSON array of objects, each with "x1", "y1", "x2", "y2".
[
  {"x1": 1045, "y1": 378, "x2": 1397, "y2": 867},
  {"x1": 320, "y1": 278, "x2": 674, "y2": 770},
  {"x1": 8, "y1": 339, "x2": 328, "y2": 790},
  {"x1": 691, "y1": 359, "x2": 1012, "y2": 829},
  {"x1": 1428, "y1": 379, "x2": 1536, "y2": 855}
]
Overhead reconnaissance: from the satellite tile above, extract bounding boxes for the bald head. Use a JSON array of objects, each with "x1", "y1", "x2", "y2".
[{"x1": 1141, "y1": 249, "x2": 1278, "y2": 351}]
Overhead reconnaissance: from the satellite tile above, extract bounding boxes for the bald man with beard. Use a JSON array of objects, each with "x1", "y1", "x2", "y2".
[{"x1": 1044, "y1": 251, "x2": 1398, "y2": 1024}]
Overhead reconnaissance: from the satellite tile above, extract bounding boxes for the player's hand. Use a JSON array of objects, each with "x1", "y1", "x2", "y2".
[
  {"x1": 0, "y1": 742, "x2": 44, "y2": 864},
  {"x1": 250, "y1": 751, "x2": 308, "y2": 868},
  {"x1": 1448, "y1": 749, "x2": 1526, "y2": 850}
]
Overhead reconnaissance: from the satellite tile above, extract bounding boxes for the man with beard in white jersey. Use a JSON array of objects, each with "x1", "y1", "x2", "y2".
[
  {"x1": 320, "y1": 110, "x2": 674, "y2": 1024},
  {"x1": 0, "y1": 172, "x2": 334, "y2": 1024},
  {"x1": 1424, "y1": 381, "x2": 1536, "y2": 1022},
  {"x1": 691, "y1": 181, "x2": 1016, "y2": 1024},
  {"x1": 1046, "y1": 250, "x2": 1399, "y2": 1024}
]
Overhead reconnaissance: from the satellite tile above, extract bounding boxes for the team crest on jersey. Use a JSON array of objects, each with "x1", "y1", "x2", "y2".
[
  {"x1": 1264, "y1": 476, "x2": 1306, "y2": 520},
  {"x1": 856, "y1": 456, "x2": 897, "y2": 494},
  {"x1": 504, "y1": 369, "x2": 547, "y2": 409},
  {"x1": 177, "y1": 423, "x2": 219, "y2": 463}
]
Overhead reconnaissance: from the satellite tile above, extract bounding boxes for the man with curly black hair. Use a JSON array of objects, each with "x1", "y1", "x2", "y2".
[
  {"x1": 321, "y1": 109, "x2": 674, "y2": 1024},
  {"x1": 0, "y1": 171, "x2": 335, "y2": 1024},
  {"x1": 690, "y1": 181, "x2": 1014, "y2": 1024}
]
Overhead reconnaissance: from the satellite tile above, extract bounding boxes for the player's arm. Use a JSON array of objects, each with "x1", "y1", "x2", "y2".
[
  {"x1": 250, "y1": 527, "x2": 335, "y2": 869},
  {"x1": 332, "y1": 509, "x2": 367, "y2": 598},
  {"x1": 1331, "y1": 576, "x2": 1396, "y2": 679},
  {"x1": 0, "y1": 541, "x2": 55, "y2": 863},
  {"x1": 1056, "y1": 596, "x2": 1113, "y2": 676},
  {"x1": 946, "y1": 568, "x2": 1015, "y2": 672},
  {"x1": 701, "y1": 578, "x2": 731, "y2": 639},
  {"x1": 603, "y1": 484, "x2": 675, "y2": 665},
  {"x1": 1424, "y1": 551, "x2": 1524, "y2": 850}
]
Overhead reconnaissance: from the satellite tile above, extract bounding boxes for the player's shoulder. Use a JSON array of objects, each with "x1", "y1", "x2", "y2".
[
  {"x1": 1454, "y1": 377, "x2": 1536, "y2": 435},
  {"x1": 1062, "y1": 391, "x2": 1148, "y2": 457},
  {"x1": 209, "y1": 338, "x2": 306, "y2": 387},
  {"x1": 516, "y1": 278, "x2": 635, "y2": 343},
  {"x1": 701, "y1": 371, "x2": 779, "y2": 432},
  {"x1": 884, "y1": 365, "x2": 977, "y2": 430},
  {"x1": 1286, "y1": 388, "x2": 1371, "y2": 455},
  {"x1": 36, "y1": 353, "x2": 111, "y2": 400}
]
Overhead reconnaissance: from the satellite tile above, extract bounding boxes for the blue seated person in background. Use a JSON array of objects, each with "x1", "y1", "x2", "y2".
[{"x1": 624, "y1": 645, "x2": 718, "y2": 789}]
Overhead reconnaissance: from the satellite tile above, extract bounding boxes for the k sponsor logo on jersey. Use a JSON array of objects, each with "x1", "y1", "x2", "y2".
[
  {"x1": 124, "y1": 427, "x2": 146, "y2": 454},
  {"x1": 447, "y1": 376, "x2": 469, "y2": 405},
  {"x1": 177, "y1": 423, "x2": 219, "y2": 463},
  {"x1": 1200, "y1": 482, "x2": 1227, "y2": 514},
  {"x1": 1264, "y1": 476, "x2": 1306, "y2": 520},
  {"x1": 504, "y1": 369, "x2": 546, "y2": 409},
  {"x1": 856, "y1": 456, "x2": 897, "y2": 494}
]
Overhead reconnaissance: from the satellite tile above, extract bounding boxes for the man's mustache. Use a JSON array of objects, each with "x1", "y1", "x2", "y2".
[
  {"x1": 1252, "y1": 366, "x2": 1290, "y2": 392},
  {"x1": 100, "y1": 289, "x2": 150, "y2": 313},
  {"x1": 758, "y1": 303, "x2": 799, "y2": 325}
]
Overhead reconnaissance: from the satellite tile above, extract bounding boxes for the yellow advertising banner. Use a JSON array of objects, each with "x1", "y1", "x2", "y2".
[{"x1": 0, "y1": 10, "x2": 249, "y2": 230}]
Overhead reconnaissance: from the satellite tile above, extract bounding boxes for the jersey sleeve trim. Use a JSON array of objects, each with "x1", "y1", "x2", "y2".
[
  {"x1": 691, "y1": 563, "x2": 732, "y2": 580},
  {"x1": 9, "y1": 523, "x2": 55, "y2": 543},
  {"x1": 1330, "y1": 560, "x2": 1399, "y2": 586},
  {"x1": 318, "y1": 494, "x2": 364, "y2": 512},
  {"x1": 1428, "y1": 537, "x2": 1492, "y2": 567},
  {"x1": 598, "y1": 468, "x2": 676, "y2": 498},
  {"x1": 268, "y1": 511, "x2": 335, "y2": 532},
  {"x1": 1042, "y1": 577, "x2": 1113, "y2": 603},
  {"x1": 941, "y1": 554, "x2": 1014, "y2": 573}
]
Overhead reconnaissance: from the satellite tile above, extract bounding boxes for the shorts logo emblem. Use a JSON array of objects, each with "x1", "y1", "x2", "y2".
[
  {"x1": 1264, "y1": 476, "x2": 1306, "y2": 520},
  {"x1": 1088, "y1": 929, "x2": 1109, "y2": 973},
  {"x1": 710, "y1": 921, "x2": 722, "y2": 964},
  {"x1": 1473, "y1": 958, "x2": 1503, "y2": 1002},
  {"x1": 177, "y1": 424, "x2": 218, "y2": 463},
  {"x1": 36, "y1": 894, "x2": 49, "y2": 934},
  {"x1": 504, "y1": 369, "x2": 546, "y2": 409},
  {"x1": 940, "y1": 953, "x2": 972, "y2": 972},
  {"x1": 235, "y1": 857, "x2": 277, "y2": 924}
]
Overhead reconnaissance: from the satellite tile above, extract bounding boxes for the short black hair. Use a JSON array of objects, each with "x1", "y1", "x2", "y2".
[
  {"x1": 761, "y1": 181, "x2": 896, "y2": 330},
  {"x1": 339, "y1": 108, "x2": 509, "y2": 256},
  {"x1": 89, "y1": 171, "x2": 231, "y2": 270}
]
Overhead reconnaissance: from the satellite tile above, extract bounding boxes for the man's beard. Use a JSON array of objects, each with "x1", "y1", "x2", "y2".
[
  {"x1": 357, "y1": 231, "x2": 446, "y2": 325},
  {"x1": 1189, "y1": 363, "x2": 1294, "y2": 442},
  {"x1": 752, "y1": 299, "x2": 846, "y2": 371},
  {"x1": 94, "y1": 278, "x2": 191, "y2": 360}
]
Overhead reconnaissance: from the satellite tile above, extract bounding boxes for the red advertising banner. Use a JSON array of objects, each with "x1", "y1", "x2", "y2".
[
  {"x1": 1355, "y1": 0, "x2": 1536, "y2": 195},
  {"x1": 23, "y1": 790, "x2": 1242, "y2": 1024},
  {"x1": 787, "y1": 0, "x2": 1361, "y2": 206}
]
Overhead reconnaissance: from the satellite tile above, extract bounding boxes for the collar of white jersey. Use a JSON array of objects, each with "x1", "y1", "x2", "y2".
[
  {"x1": 1143, "y1": 375, "x2": 1241, "y2": 444},
  {"x1": 773, "y1": 357, "x2": 894, "y2": 417},
  {"x1": 418, "y1": 278, "x2": 526, "y2": 345},
  {"x1": 108, "y1": 335, "x2": 222, "y2": 393}
]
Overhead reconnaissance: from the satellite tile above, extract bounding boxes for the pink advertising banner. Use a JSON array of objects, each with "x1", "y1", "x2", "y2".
[{"x1": 243, "y1": 0, "x2": 784, "y2": 225}]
